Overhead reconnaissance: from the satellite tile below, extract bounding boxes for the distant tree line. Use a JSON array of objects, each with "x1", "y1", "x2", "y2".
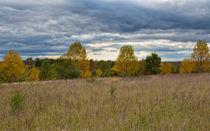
[{"x1": 0, "y1": 40, "x2": 209, "y2": 83}]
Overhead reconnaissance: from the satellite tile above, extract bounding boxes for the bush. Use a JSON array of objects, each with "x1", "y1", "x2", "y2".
[{"x1": 10, "y1": 91, "x2": 25, "y2": 112}]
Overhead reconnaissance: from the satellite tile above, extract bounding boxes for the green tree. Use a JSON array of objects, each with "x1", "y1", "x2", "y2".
[
  {"x1": 145, "y1": 53, "x2": 162, "y2": 75},
  {"x1": 39, "y1": 60, "x2": 54, "y2": 80},
  {"x1": 191, "y1": 40, "x2": 209, "y2": 72},
  {"x1": 35, "y1": 58, "x2": 42, "y2": 68},
  {"x1": 53, "y1": 59, "x2": 80, "y2": 80},
  {"x1": 112, "y1": 45, "x2": 139, "y2": 76},
  {"x1": 97, "y1": 60, "x2": 113, "y2": 77},
  {"x1": 0, "y1": 50, "x2": 25, "y2": 82},
  {"x1": 138, "y1": 59, "x2": 146, "y2": 75}
]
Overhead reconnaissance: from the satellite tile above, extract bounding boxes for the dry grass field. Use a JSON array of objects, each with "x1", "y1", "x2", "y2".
[{"x1": 0, "y1": 74, "x2": 210, "y2": 130}]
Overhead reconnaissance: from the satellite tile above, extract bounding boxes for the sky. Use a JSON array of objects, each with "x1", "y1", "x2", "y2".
[{"x1": 0, "y1": 0, "x2": 210, "y2": 61}]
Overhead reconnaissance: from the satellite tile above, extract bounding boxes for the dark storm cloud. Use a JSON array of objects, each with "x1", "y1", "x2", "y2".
[
  {"x1": 65, "y1": 0, "x2": 210, "y2": 32},
  {"x1": 0, "y1": 0, "x2": 209, "y2": 60}
]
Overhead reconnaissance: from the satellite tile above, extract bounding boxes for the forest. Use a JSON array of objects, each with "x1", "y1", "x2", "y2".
[{"x1": 0, "y1": 40, "x2": 209, "y2": 83}]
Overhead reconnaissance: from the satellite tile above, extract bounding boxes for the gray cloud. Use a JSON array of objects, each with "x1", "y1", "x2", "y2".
[{"x1": 0, "y1": 0, "x2": 209, "y2": 61}]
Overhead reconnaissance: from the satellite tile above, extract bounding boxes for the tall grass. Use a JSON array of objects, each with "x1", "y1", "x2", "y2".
[{"x1": 0, "y1": 74, "x2": 209, "y2": 130}]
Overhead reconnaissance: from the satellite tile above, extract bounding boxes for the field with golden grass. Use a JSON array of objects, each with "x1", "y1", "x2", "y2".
[{"x1": 0, "y1": 74, "x2": 210, "y2": 130}]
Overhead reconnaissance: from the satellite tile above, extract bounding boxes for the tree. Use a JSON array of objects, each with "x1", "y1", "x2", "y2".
[
  {"x1": 28, "y1": 66, "x2": 40, "y2": 82},
  {"x1": 39, "y1": 60, "x2": 54, "y2": 80},
  {"x1": 97, "y1": 60, "x2": 113, "y2": 77},
  {"x1": 90, "y1": 59, "x2": 96, "y2": 72},
  {"x1": 79, "y1": 59, "x2": 92, "y2": 78},
  {"x1": 202, "y1": 60, "x2": 210, "y2": 73},
  {"x1": 163, "y1": 62, "x2": 171, "y2": 74},
  {"x1": 53, "y1": 59, "x2": 80, "y2": 80},
  {"x1": 66, "y1": 42, "x2": 87, "y2": 61},
  {"x1": 160, "y1": 62, "x2": 164, "y2": 74},
  {"x1": 35, "y1": 58, "x2": 42, "y2": 68},
  {"x1": 180, "y1": 58, "x2": 193, "y2": 73},
  {"x1": 0, "y1": 50, "x2": 25, "y2": 82},
  {"x1": 145, "y1": 53, "x2": 162, "y2": 75},
  {"x1": 66, "y1": 42, "x2": 91, "y2": 78},
  {"x1": 112, "y1": 45, "x2": 139, "y2": 76},
  {"x1": 171, "y1": 65, "x2": 178, "y2": 74},
  {"x1": 96, "y1": 69, "x2": 102, "y2": 77},
  {"x1": 138, "y1": 59, "x2": 146, "y2": 75},
  {"x1": 191, "y1": 40, "x2": 209, "y2": 72},
  {"x1": 24, "y1": 57, "x2": 35, "y2": 66}
]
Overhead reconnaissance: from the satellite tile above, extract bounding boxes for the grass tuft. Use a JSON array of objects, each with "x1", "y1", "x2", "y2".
[{"x1": 10, "y1": 90, "x2": 24, "y2": 113}]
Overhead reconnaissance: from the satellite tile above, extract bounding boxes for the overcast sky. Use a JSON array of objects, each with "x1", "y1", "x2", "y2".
[{"x1": 0, "y1": 0, "x2": 210, "y2": 61}]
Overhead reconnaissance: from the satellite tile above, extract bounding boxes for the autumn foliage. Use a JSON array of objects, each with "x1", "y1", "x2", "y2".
[
  {"x1": 66, "y1": 42, "x2": 91, "y2": 78},
  {"x1": 191, "y1": 40, "x2": 209, "y2": 72},
  {"x1": 28, "y1": 66, "x2": 40, "y2": 82},
  {"x1": 0, "y1": 40, "x2": 209, "y2": 83},
  {"x1": 162, "y1": 62, "x2": 172, "y2": 74},
  {"x1": 96, "y1": 69, "x2": 102, "y2": 77},
  {"x1": 0, "y1": 50, "x2": 25, "y2": 82},
  {"x1": 179, "y1": 58, "x2": 193, "y2": 73},
  {"x1": 112, "y1": 45, "x2": 139, "y2": 76},
  {"x1": 202, "y1": 60, "x2": 210, "y2": 72}
]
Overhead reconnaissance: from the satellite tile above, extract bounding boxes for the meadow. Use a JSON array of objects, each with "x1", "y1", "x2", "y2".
[{"x1": 0, "y1": 73, "x2": 209, "y2": 130}]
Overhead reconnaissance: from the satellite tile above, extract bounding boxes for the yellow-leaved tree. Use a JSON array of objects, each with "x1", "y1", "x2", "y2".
[
  {"x1": 28, "y1": 66, "x2": 40, "y2": 82},
  {"x1": 191, "y1": 40, "x2": 209, "y2": 72},
  {"x1": 66, "y1": 42, "x2": 91, "y2": 78},
  {"x1": 160, "y1": 62, "x2": 164, "y2": 74},
  {"x1": 202, "y1": 60, "x2": 210, "y2": 72},
  {"x1": 112, "y1": 45, "x2": 139, "y2": 76},
  {"x1": 0, "y1": 50, "x2": 25, "y2": 82},
  {"x1": 180, "y1": 58, "x2": 193, "y2": 73},
  {"x1": 96, "y1": 69, "x2": 102, "y2": 77},
  {"x1": 163, "y1": 62, "x2": 172, "y2": 74}
]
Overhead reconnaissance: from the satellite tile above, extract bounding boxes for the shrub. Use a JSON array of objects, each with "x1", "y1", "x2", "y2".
[
  {"x1": 110, "y1": 87, "x2": 117, "y2": 104},
  {"x1": 10, "y1": 91, "x2": 25, "y2": 112}
]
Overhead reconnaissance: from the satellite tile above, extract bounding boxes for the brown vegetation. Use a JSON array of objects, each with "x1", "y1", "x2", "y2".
[{"x1": 0, "y1": 74, "x2": 209, "y2": 130}]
